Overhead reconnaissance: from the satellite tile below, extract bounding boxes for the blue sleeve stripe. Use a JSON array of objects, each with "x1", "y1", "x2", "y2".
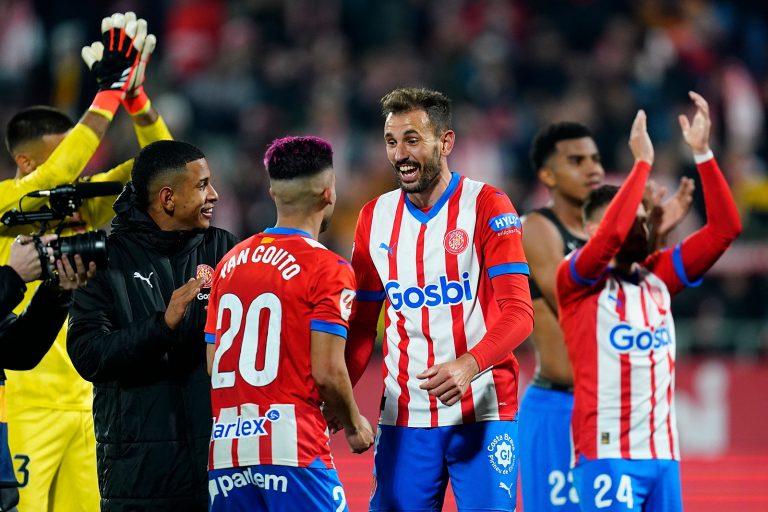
[
  {"x1": 356, "y1": 289, "x2": 386, "y2": 301},
  {"x1": 204, "y1": 332, "x2": 216, "y2": 344},
  {"x1": 569, "y1": 250, "x2": 599, "y2": 286},
  {"x1": 488, "y1": 262, "x2": 529, "y2": 278},
  {"x1": 310, "y1": 320, "x2": 348, "y2": 339},
  {"x1": 672, "y1": 243, "x2": 703, "y2": 287}
]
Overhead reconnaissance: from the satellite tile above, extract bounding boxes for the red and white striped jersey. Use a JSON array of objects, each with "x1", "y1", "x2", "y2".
[
  {"x1": 558, "y1": 254, "x2": 681, "y2": 461},
  {"x1": 204, "y1": 227, "x2": 356, "y2": 470},
  {"x1": 352, "y1": 173, "x2": 529, "y2": 427},
  {"x1": 556, "y1": 156, "x2": 741, "y2": 462}
]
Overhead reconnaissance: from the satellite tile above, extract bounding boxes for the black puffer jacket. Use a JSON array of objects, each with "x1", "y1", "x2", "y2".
[
  {"x1": 1, "y1": 267, "x2": 72, "y2": 511},
  {"x1": 67, "y1": 185, "x2": 236, "y2": 512}
]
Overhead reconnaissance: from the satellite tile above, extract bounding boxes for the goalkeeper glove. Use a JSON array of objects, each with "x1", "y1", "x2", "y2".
[
  {"x1": 82, "y1": 12, "x2": 146, "y2": 120},
  {"x1": 122, "y1": 32, "x2": 156, "y2": 115},
  {"x1": 122, "y1": 12, "x2": 157, "y2": 116}
]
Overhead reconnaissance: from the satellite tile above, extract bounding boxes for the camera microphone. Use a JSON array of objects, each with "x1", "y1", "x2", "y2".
[{"x1": 27, "y1": 181, "x2": 124, "y2": 199}]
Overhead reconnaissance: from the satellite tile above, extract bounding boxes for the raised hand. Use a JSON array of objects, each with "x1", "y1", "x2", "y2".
[
  {"x1": 82, "y1": 12, "x2": 146, "y2": 94},
  {"x1": 628, "y1": 109, "x2": 654, "y2": 165},
  {"x1": 164, "y1": 277, "x2": 205, "y2": 330},
  {"x1": 658, "y1": 177, "x2": 695, "y2": 235},
  {"x1": 678, "y1": 91, "x2": 711, "y2": 155},
  {"x1": 126, "y1": 29, "x2": 156, "y2": 99},
  {"x1": 645, "y1": 177, "x2": 696, "y2": 249}
]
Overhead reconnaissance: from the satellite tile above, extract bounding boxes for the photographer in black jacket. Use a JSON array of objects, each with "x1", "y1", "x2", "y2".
[
  {"x1": 1, "y1": 236, "x2": 95, "y2": 511},
  {"x1": 67, "y1": 140, "x2": 236, "y2": 512}
]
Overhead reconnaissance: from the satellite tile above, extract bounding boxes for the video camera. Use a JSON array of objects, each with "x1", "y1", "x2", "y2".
[
  {"x1": 1, "y1": 181, "x2": 122, "y2": 280},
  {"x1": 31, "y1": 230, "x2": 108, "y2": 281}
]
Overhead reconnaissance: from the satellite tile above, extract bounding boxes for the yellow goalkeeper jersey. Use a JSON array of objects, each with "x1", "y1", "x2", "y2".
[{"x1": 1, "y1": 116, "x2": 172, "y2": 411}]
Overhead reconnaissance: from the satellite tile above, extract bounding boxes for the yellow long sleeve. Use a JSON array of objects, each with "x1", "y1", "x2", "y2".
[{"x1": 0, "y1": 124, "x2": 99, "y2": 215}]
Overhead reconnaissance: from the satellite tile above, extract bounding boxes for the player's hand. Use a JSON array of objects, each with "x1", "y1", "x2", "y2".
[
  {"x1": 417, "y1": 353, "x2": 480, "y2": 406},
  {"x1": 345, "y1": 415, "x2": 374, "y2": 454},
  {"x1": 7, "y1": 235, "x2": 54, "y2": 283},
  {"x1": 55, "y1": 254, "x2": 97, "y2": 291},
  {"x1": 628, "y1": 109, "x2": 654, "y2": 165},
  {"x1": 126, "y1": 29, "x2": 156, "y2": 98},
  {"x1": 81, "y1": 12, "x2": 145, "y2": 94},
  {"x1": 652, "y1": 176, "x2": 695, "y2": 241},
  {"x1": 165, "y1": 277, "x2": 204, "y2": 330},
  {"x1": 679, "y1": 91, "x2": 711, "y2": 155},
  {"x1": 321, "y1": 403, "x2": 344, "y2": 435}
]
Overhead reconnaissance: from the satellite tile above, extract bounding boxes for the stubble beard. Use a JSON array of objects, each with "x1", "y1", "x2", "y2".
[{"x1": 394, "y1": 147, "x2": 442, "y2": 194}]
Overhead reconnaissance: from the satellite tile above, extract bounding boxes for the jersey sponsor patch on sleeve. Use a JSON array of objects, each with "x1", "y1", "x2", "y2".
[
  {"x1": 488, "y1": 213, "x2": 522, "y2": 235},
  {"x1": 339, "y1": 289, "x2": 355, "y2": 321}
]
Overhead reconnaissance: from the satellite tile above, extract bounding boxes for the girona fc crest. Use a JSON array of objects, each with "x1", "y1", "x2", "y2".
[
  {"x1": 444, "y1": 228, "x2": 469, "y2": 255},
  {"x1": 196, "y1": 264, "x2": 214, "y2": 288}
]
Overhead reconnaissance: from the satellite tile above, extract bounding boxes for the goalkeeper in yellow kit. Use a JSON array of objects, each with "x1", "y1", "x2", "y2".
[{"x1": 0, "y1": 12, "x2": 173, "y2": 511}]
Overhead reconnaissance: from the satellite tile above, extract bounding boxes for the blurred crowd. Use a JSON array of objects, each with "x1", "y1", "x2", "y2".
[{"x1": 1, "y1": 0, "x2": 767, "y2": 354}]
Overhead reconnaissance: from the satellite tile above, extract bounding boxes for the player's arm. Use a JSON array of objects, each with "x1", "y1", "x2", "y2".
[
  {"x1": 312, "y1": 330, "x2": 373, "y2": 453},
  {"x1": 522, "y1": 212, "x2": 565, "y2": 312},
  {"x1": 647, "y1": 92, "x2": 742, "y2": 293},
  {"x1": 419, "y1": 187, "x2": 533, "y2": 406},
  {"x1": 312, "y1": 260, "x2": 374, "y2": 453},
  {"x1": 79, "y1": 17, "x2": 171, "y2": 228},
  {"x1": 2, "y1": 282, "x2": 72, "y2": 370},
  {"x1": 67, "y1": 275, "x2": 204, "y2": 382},
  {"x1": 0, "y1": 114, "x2": 110, "y2": 215},
  {"x1": 571, "y1": 111, "x2": 654, "y2": 283},
  {"x1": 345, "y1": 203, "x2": 385, "y2": 386}
]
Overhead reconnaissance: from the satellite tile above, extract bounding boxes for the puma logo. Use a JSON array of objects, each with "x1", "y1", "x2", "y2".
[
  {"x1": 379, "y1": 242, "x2": 396, "y2": 256},
  {"x1": 499, "y1": 481, "x2": 513, "y2": 498},
  {"x1": 133, "y1": 271, "x2": 153, "y2": 288}
]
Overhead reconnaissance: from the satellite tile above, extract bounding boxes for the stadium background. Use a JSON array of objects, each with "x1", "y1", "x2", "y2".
[{"x1": 0, "y1": 0, "x2": 766, "y2": 510}]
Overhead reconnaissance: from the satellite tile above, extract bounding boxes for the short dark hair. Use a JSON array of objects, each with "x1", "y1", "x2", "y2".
[
  {"x1": 263, "y1": 136, "x2": 333, "y2": 180},
  {"x1": 5, "y1": 106, "x2": 75, "y2": 155},
  {"x1": 380, "y1": 87, "x2": 452, "y2": 136},
  {"x1": 530, "y1": 122, "x2": 594, "y2": 171},
  {"x1": 131, "y1": 140, "x2": 206, "y2": 206},
  {"x1": 583, "y1": 184, "x2": 619, "y2": 222}
]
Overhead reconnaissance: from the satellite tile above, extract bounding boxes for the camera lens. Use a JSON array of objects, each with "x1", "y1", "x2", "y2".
[{"x1": 55, "y1": 230, "x2": 108, "y2": 268}]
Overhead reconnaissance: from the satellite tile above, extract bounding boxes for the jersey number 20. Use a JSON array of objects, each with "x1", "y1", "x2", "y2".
[{"x1": 211, "y1": 292, "x2": 282, "y2": 389}]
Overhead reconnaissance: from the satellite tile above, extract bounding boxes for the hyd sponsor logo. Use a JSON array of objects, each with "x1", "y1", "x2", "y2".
[
  {"x1": 608, "y1": 323, "x2": 673, "y2": 352},
  {"x1": 209, "y1": 468, "x2": 288, "y2": 503},
  {"x1": 488, "y1": 213, "x2": 522, "y2": 234},
  {"x1": 385, "y1": 273, "x2": 473, "y2": 311}
]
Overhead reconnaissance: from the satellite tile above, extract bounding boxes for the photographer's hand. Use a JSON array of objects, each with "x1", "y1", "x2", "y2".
[
  {"x1": 8, "y1": 235, "x2": 56, "y2": 283},
  {"x1": 164, "y1": 277, "x2": 205, "y2": 330},
  {"x1": 56, "y1": 254, "x2": 97, "y2": 291}
]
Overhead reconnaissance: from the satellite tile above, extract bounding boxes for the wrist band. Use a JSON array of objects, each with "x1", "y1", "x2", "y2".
[
  {"x1": 89, "y1": 90, "x2": 122, "y2": 121},
  {"x1": 694, "y1": 150, "x2": 714, "y2": 164},
  {"x1": 123, "y1": 87, "x2": 151, "y2": 116}
]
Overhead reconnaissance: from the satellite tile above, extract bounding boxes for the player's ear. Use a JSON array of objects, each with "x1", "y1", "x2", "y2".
[
  {"x1": 322, "y1": 185, "x2": 334, "y2": 206},
  {"x1": 158, "y1": 186, "x2": 175, "y2": 212},
  {"x1": 440, "y1": 130, "x2": 455, "y2": 156},
  {"x1": 14, "y1": 152, "x2": 36, "y2": 174},
  {"x1": 538, "y1": 167, "x2": 556, "y2": 188}
]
